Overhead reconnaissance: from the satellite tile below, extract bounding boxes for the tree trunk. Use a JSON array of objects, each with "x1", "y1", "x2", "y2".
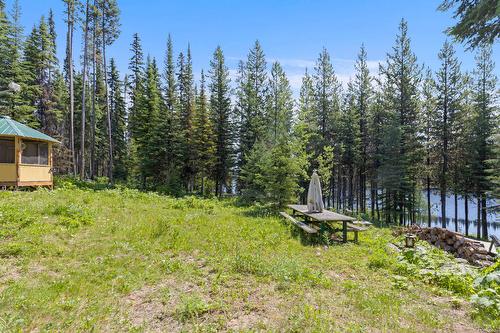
[
  {"x1": 90, "y1": 2, "x2": 97, "y2": 179},
  {"x1": 481, "y1": 194, "x2": 488, "y2": 239},
  {"x1": 426, "y1": 155, "x2": 431, "y2": 227},
  {"x1": 370, "y1": 180, "x2": 375, "y2": 220},
  {"x1": 80, "y1": 0, "x2": 90, "y2": 179},
  {"x1": 454, "y1": 192, "x2": 458, "y2": 232},
  {"x1": 464, "y1": 194, "x2": 469, "y2": 236},
  {"x1": 476, "y1": 194, "x2": 481, "y2": 239},
  {"x1": 67, "y1": 1, "x2": 76, "y2": 176},
  {"x1": 102, "y1": 4, "x2": 114, "y2": 184},
  {"x1": 440, "y1": 188, "x2": 446, "y2": 228}
]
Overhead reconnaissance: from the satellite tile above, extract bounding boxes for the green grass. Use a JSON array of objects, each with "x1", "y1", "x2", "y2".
[{"x1": 0, "y1": 186, "x2": 492, "y2": 332}]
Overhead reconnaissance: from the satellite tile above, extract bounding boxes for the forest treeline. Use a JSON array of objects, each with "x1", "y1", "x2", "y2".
[{"x1": 0, "y1": 0, "x2": 498, "y2": 238}]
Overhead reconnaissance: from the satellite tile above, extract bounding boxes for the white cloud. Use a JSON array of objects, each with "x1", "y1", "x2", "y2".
[{"x1": 225, "y1": 56, "x2": 383, "y2": 98}]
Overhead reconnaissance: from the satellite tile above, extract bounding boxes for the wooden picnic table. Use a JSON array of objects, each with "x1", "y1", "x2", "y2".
[{"x1": 287, "y1": 204, "x2": 359, "y2": 242}]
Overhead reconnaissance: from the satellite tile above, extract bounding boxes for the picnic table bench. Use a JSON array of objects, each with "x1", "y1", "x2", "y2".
[{"x1": 281, "y1": 204, "x2": 370, "y2": 242}]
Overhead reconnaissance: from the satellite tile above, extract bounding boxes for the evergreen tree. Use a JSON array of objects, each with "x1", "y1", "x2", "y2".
[
  {"x1": 266, "y1": 62, "x2": 293, "y2": 142},
  {"x1": 367, "y1": 84, "x2": 386, "y2": 222},
  {"x1": 108, "y1": 58, "x2": 127, "y2": 179},
  {"x1": 127, "y1": 33, "x2": 144, "y2": 140},
  {"x1": 236, "y1": 40, "x2": 267, "y2": 189},
  {"x1": 241, "y1": 61, "x2": 305, "y2": 207},
  {"x1": 0, "y1": 0, "x2": 31, "y2": 125},
  {"x1": 435, "y1": 40, "x2": 462, "y2": 228},
  {"x1": 80, "y1": 0, "x2": 91, "y2": 178},
  {"x1": 192, "y1": 71, "x2": 215, "y2": 195},
  {"x1": 208, "y1": 46, "x2": 233, "y2": 196},
  {"x1": 455, "y1": 72, "x2": 477, "y2": 235},
  {"x1": 472, "y1": 46, "x2": 497, "y2": 238},
  {"x1": 134, "y1": 57, "x2": 162, "y2": 186},
  {"x1": 352, "y1": 44, "x2": 372, "y2": 213},
  {"x1": 158, "y1": 33, "x2": 181, "y2": 189},
  {"x1": 295, "y1": 69, "x2": 317, "y2": 202},
  {"x1": 99, "y1": 0, "x2": 120, "y2": 182},
  {"x1": 438, "y1": 0, "x2": 499, "y2": 49},
  {"x1": 340, "y1": 82, "x2": 361, "y2": 211},
  {"x1": 177, "y1": 45, "x2": 196, "y2": 191},
  {"x1": 313, "y1": 47, "x2": 341, "y2": 146},
  {"x1": 420, "y1": 68, "x2": 438, "y2": 227},
  {"x1": 0, "y1": 0, "x2": 13, "y2": 91},
  {"x1": 379, "y1": 19, "x2": 422, "y2": 225},
  {"x1": 63, "y1": 0, "x2": 78, "y2": 176},
  {"x1": 312, "y1": 47, "x2": 342, "y2": 208}
]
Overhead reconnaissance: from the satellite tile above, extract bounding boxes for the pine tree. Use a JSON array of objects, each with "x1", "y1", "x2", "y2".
[
  {"x1": 472, "y1": 46, "x2": 497, "y2": 238},
  {"x1": 99, "y1": 0, "x2": 120, "y2": 182},
  {"x1": 266, "y1": 62, "x2": 293, "y2": 142},
  {"x1": 295, "y1": 69, "x2": 317, "y2": 202},
  {"x1": 341, "y1": 82, "x2": 361, "y2": 211},
  {"x1": 312, "y1": 47, "x2": 342, "y2": 208},
  {"x1": 177, "y1": 45, "x2": 196, "y2": 191},
  {"x1": 158, "y1": 34, "x2": 180, "y2": 189},
  {"x1": 486, "y1": 131, "x2": 500, "y2": 213},
  {"x1": 0, "y1": 0, "x2": 31, "y2": 125},
  {"x1": 63, "y1": 0, "x2": 78, "y2": 176},
  {"x1": 379, "y1": 19, "x2": 422, "y2": 225},
  {"x1": 435, "y1": 40, "x2": 462, "y2": 228},
  {"x1": 192, "y1": 71, "x2": 215, "y2": 195},
  {"x1": 47, "y1": 9, "x2": 58, "y2": 84},
  {"x1": 0, "y1": 0, "x2": 13, "y2": 91},
  {"x1": 352, "y1": 45, "x2": 372, "y2": 213},
  {"x1": 108, "y1": 58, "x2": 127, "y2": 179},
  {"x1": 134, "y1": 57, "x2": 162, "y2": 186},
  {"x1": 80, "y1": 0, "x2": 91, "y2": 178},
  {"x1": 313, "y1": 47, "x2": 340, "y2": 146},
  {"x1": 455, "y1": 72, "x2": 476, "y2": 235},
  {"x1": 367, "y1": 84, "x2": 386, "y2": 222},
  {"x1": 420, "y1": 68, "x2": 438, "y2": 227},
  {"x1": 236, "y1": 40, "x2": 267, "y2": 189},
  {"x1": 241, "y1": 61, "x2": 305, "y2": 207},
  {"x1": 208, "y1": 46, "x2": 233, "y2": 196},
  {"x1": 127, "y1": 33, "x2": 144, "y2": 140}
]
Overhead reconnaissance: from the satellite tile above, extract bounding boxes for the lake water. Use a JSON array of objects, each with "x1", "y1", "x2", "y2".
[{"x1": 416, "y1": 191, "x2": 499, "y2": 238}]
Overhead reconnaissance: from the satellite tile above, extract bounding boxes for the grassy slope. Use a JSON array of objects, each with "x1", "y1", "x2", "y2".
[{"x1": 0, "y1": 187, "x2": 486, "y2": 332}]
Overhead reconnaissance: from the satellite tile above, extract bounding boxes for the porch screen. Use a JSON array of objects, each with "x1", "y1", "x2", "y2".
[
  {"x1": 0, "y1": 139, "x2": 15, "y2": 163},
  {"x1": 22, "y1": 141, "x2": 49, "y2": 165}
]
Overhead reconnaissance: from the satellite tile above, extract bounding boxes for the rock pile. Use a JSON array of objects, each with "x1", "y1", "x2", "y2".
[{"x1": 417, "y1": 227, "x2": 496, "y2": 267}]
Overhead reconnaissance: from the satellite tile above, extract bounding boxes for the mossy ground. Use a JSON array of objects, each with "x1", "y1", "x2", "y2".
[{"x1": 0, "y1": 186, "x2": 490, "y2": 332}]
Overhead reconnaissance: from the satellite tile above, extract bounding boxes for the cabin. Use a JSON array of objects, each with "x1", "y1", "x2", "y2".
[{"x1": 0, "y1": 115, "x2": 58, "y2": 188}]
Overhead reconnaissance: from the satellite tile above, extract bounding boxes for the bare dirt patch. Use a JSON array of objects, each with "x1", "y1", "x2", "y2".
[
  {"x1": 0, "y1": 259, "x2": 22, "y2": 293},
  {"x1": 121, "y1": 266, "x2": 289, "y2": 332}
]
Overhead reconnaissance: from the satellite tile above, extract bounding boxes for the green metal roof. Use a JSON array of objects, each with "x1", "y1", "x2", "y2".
[{"x1": 0, "y1": 116, "x2": 59, "y2": 143}]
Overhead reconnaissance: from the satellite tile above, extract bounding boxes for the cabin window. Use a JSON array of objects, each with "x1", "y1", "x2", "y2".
[
  {"x1": 0, "y1": 139, "x2": 15, "y2": 163},
  {"x1": 21, "y1": 141, "x2": 49, "y2": 165}
]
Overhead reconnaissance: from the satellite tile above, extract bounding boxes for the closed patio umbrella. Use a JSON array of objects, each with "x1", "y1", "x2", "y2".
[{"x1": 307, "y1": 170, "x2": 324, "y2": 213}]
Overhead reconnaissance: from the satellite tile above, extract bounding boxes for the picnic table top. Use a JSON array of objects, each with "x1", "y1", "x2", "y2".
[{"x1": 287, "y1": 204, "x2": 356, "y2": 222}]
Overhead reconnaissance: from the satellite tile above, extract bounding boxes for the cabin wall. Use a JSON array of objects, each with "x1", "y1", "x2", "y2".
[
  {"x1": 19, "y1": 165, "x2": 52, "y2": 182},
  {"x1": 18, "y1": 141, "x2": 53, "y2": 185},
  {"x1": 0, "y1": 164, "x2": 16, "y2": 182},
  {"x1": 0, "y1": 136, "x2": 17, "y2": 183}
]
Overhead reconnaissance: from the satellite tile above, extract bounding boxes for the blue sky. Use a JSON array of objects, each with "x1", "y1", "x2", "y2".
[{"x1": 7, "y1": 0, "x2": 499, "y2": 95}]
